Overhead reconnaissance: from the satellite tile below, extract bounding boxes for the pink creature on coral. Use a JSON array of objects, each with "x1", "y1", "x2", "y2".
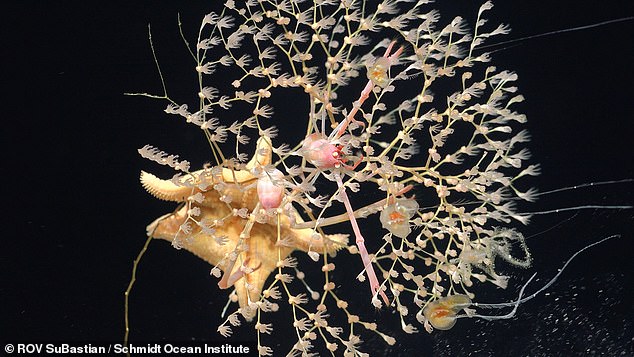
[{"x1": 298, "y1": 40, "x2": 406, "y2": 306}]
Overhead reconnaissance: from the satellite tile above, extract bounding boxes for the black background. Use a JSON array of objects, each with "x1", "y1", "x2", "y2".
[{"x1": 3, "y1": 1, "x2": 633, "y2": 356}]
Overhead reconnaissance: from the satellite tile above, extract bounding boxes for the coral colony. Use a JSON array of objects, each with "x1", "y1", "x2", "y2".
[{"x1": 135, "y1": 1, "x2": 552, "y2": 355}]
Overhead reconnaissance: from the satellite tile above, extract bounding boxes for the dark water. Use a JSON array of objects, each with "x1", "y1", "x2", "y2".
[{"x1": 3, "y1": 1, "x2": 633, "y2": 356}]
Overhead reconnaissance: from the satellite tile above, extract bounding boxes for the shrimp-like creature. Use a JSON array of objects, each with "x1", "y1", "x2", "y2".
[{"x1": 299, "y1": 41, "x2": 404, "y2": 305}]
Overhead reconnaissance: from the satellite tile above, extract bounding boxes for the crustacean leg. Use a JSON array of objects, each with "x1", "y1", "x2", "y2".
[
  {"x1": 218, "y1": 257, "x2": 262, "y2": 289},
  {"x1": 334, "y1": 173, "x2": 390, "y2": 305},
  {"x1": 332, "y1": 40, "x2": 404, "y2": 139}
]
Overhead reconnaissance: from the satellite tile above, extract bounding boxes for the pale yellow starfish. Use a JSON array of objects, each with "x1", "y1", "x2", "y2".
[{"x1": 140, "y1": 137, "x2": 348, "y2": 316}]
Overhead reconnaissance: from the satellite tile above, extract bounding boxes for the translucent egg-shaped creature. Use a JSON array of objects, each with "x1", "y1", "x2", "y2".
[
  {"x1": 380, "y1": 198, "x2": 419, "y2": 238},
  {"x1": 423, "y1": 295, "x2": 472, "y2": 331},
  {"x1": 257, "y1": 168, "x2": 285, "y2": 209}
]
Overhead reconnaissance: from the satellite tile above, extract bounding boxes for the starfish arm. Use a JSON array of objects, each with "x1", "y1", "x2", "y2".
[
  {"x1": 146, "y1": 206, "x2": 187, "y2": 238},
  {"x1": 245, "y1": 136, "x2": 273, "y2": 171},
  {"x1": 278, "y1": 213, "x2": 349, "y2": 255},
  {"x1": 216, "y1": 136, "x2": 273, "y2": 185},
  {"x1": 148, "y1": 205, "x2": 288, "y2": 318},
  {"x1": 234, "y1": 222, "x2": 294, "y2": 319},
  {"x1": 148, "y1": 205, "x2": 238, "y2": 272},
  {"x1": 140, "y1": 171, "x2": 198, "y2": 202}
]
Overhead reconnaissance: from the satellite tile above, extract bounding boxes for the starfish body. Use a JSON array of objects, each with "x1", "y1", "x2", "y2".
[{"x1": 140, "y1": 137, "x2": 347, "y2": 317}]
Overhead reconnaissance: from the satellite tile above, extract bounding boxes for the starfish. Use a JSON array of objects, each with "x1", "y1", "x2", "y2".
[{"x1": 140, "y1": 137, "x2": 348, "y2": 319}]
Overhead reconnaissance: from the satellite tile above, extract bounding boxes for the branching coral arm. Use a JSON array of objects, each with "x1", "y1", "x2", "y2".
[{"x1": 290, "y1": 185, "x2": 414, "y2": 229}]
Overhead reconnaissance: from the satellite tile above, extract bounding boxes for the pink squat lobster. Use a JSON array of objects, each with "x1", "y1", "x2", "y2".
[{"x1": 300, "y1": 41, "x2": 404, "y2": 306}]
